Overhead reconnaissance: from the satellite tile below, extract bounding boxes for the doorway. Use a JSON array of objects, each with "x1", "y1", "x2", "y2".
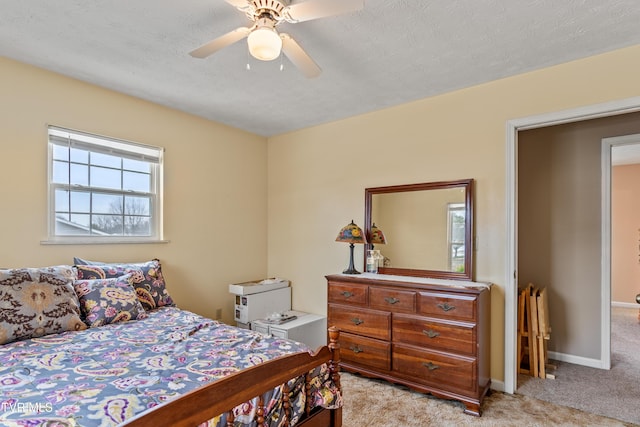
[
  {"x1": 606, "y1": 136, "x2": 640, "y2": 308},
  {"x1": 504, "y1": 96, "x2": 640, "y2": 394}
]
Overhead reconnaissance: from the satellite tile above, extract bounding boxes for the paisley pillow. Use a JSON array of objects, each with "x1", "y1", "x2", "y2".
[
  {"x1": 72, "y1": 257, "x2": 106, "y2": 265},
  {"x1": 74, "y1": 259, "x2": 174, "y2": 311},
  {"x1": 73, "y1": 274, "x2": 148, "y2": 327},
  {"x1": 0, "y1": 266, "x2": 87, "y2": 344}
]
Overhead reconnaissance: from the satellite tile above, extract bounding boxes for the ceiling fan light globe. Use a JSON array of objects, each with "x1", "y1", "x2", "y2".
[{"x1": 248, "y1": 27, "x2": 282, "y2": 61}]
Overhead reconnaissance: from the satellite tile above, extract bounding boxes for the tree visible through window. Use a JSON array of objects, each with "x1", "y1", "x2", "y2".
[
  {"x1": 448, "y1": 203, "x2": 466, "y2": 272},
  {"x1": 47, "y1": 126, "x2": 163, "y2": 241}
]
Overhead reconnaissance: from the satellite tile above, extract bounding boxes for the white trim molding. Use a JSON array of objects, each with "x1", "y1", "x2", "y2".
[
  {"x1": 547, "y1": 351, "x2": 604, "y2": 369},
  {"x1": 612, "y1": 301, "x2": 640, "y2": 309}
]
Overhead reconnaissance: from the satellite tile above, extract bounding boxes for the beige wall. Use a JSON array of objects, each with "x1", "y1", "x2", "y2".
[
  {"x1": 612, "y1": 164, "x2": 640, "y2": 303},
  {"x1": 4, "y1": 42, "x2": 640, "y2": 386},
  {"x1": 267, "y1": 44, "x2": 640, "y2": 383},
  {"x1": 0, "y1": 56, "x2": 268, "y2": 323},
  {"x1": 518, "y1": 125, "x2": 602, "y2": 358}
]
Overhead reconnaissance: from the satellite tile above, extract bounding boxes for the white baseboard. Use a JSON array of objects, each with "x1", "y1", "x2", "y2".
[
  {"x1": 490, "y1": 378, "x2": 505, "y2": 393},
  {"x1": 547, "y1": 351, "x2": 608, "y2": 369},
  {"x1": 543, "y1": 304, "x2": 638, "y2": 372},
  {"x1": 612, "y1": 301, "x2": 639, "y2": 309}
]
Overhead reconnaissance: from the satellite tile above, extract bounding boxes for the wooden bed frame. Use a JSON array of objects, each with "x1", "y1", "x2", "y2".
[{"x1": 123, "y1": 327, "x2": 342, "y2": 427}]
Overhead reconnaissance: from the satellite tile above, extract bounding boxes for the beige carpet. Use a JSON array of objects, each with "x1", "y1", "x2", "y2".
[
  {"x1": 516, "y1": 306, "x2": 640, "y2": 425},
  {"x1": 341, "y1": 372, "x2": 635, "y2": 426}
]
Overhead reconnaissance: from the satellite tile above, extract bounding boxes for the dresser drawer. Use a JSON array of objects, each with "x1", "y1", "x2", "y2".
[
  {"x1": 340, "y1": 332, "x2": 391, "y2": 371},
  {"x1": 370, "y1": 287, "x2": 416, "y2": 313},
  {"x1": 392, "y1": 345, "x2": 477, "y2": 395},
  {"x1": 328, "y1": 282, "x2": 368, "y2": 306},
  {"x1": 392, "y1": 314, "x2": 476, "y2": 355},
  {"x1": 418, "y1": 292, "x2": 477, "y2": 322},
  {"x1": 328, "y1": 305, "x2": 390, "y2": 340}
]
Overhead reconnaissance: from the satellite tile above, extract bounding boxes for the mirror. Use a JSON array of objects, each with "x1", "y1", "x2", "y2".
[{"x1": 364, "y1": 179, "x2": 474, "y2": 281}]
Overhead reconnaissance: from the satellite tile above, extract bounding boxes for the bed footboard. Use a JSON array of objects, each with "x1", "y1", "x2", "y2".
[{"x1": 122, "y1": 327, "x2": 341, "y2": 427}]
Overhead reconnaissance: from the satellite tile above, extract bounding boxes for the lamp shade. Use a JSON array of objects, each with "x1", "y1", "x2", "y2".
[
  {"x1": 336, "y1": 220, "x2": 367, "y2": 244},
  {"x1": 369, "y1": 223, "x2": 387, "y2": 245},
  {"x1": 247, "y1": 18, "x2": 282, "y2": 61}
]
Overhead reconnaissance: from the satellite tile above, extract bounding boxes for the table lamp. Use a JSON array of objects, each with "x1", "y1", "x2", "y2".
[
  {"x1": 369, "y1": 223, "x2": 387, "y2": 247},
  {"x1": 336, "y1": 220, "x2": 367, "y2": 274}
]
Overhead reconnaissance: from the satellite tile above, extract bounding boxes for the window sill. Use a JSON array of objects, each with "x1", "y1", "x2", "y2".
[{"x1": 41, "y1": 238, "x2": 170, "y2": 245}]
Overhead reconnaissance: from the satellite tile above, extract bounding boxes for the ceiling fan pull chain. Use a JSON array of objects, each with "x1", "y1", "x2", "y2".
[
  {"x1": 246, "y1": 48, "x2": 251, "y2": 71},
  {"x1": 280, "y1": 52, "x2": 284, "y2": 71}
]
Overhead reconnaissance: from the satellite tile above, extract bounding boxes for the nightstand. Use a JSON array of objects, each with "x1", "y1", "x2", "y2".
[{"x1": 252, "y1": 311, "x2": 327, "y2": 350}]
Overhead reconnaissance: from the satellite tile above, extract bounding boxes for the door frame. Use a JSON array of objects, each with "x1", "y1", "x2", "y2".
[
  {"x1": 504, "y1": 96, "x2": 640, "y2": 394},
  {"x1": 602, "y1": 132, "x2": 640, "y2": 302}
]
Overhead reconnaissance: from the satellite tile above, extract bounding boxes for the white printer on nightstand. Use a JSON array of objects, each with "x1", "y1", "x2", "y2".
[{"x1": 228, "y1": 278, "x2": 291, "y2": 329}]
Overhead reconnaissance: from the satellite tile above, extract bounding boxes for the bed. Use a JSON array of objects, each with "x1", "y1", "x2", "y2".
[{"x1": 0, "y1": 262, "x2": 342, "y2": 427}]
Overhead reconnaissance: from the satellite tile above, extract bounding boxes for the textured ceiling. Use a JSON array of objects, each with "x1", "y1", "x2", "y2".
[{"x1": 1, "y1": 0, "x2": 640, "y2": 137}]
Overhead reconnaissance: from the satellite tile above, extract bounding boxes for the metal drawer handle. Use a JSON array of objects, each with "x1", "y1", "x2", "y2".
[
  {"x1": 351, "y1": 317, "x2": 364, "y2": 326},
  {"x1": 341, "y1": 291, "x2": 354, "y2": 298},
  {"x1": 437, "y1": 302, "x2": 455, "y2": 312},
  {"x1": 423, "y1": 361, "x2": 440, "y2": 371},
  {"x1": 384, "y1": 297, "x2": 400, "y2": 305},
  {"x1": 349, "y1": 345, "x2": 363, "y2": 354},
  {"x1": 423, "y1": 329, "x2": 440, "y2": 339}
]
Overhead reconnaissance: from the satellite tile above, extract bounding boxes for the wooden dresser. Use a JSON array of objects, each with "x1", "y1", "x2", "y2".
[{"x1": 327, "y1": 273, "x2": 491, "y2": 416}]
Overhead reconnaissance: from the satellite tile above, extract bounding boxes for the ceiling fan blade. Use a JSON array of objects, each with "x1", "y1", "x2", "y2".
[
  {"x1": 280, "y1": 33, "x2": 321, "y2": 78},
  {"x1": 284, "y1": 0, "x2": 364, "y2": 23},
  {"x1": 189, "y1": 27, "x2": 251, "y2": 58},
  {"x1": 224, "y1": 0, "x2": 252, "y2": 12}
]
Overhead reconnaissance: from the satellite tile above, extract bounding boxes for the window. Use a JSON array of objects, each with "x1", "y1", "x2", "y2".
[
  {"x1": 447, "y1": 203, "x2": 465, "y2": 272},
  {"x1": 47, "y1": 126, "x2": 164, "y2": 243}
]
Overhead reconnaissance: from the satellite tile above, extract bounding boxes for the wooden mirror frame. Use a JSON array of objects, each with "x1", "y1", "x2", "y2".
[{"x1": 364, "y1": 179, "x2": 474, "y2": 281}]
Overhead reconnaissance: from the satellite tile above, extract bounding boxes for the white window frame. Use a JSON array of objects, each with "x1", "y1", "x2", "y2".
[{"x1": 44, "y1": 125, "x2": 165, "y2": 244}]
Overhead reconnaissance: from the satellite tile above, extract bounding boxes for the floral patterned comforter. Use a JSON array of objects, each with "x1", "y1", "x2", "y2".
[{"x1": 0, "y1": 307, "x2": 341, "y2": 426}]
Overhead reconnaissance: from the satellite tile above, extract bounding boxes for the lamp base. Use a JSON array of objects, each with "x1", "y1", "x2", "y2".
[{"x1": 342, "y1": 243, "x2": 361, "y2": 275}]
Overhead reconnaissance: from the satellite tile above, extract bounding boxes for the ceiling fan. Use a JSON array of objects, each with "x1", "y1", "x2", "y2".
[{"x1": 189, "y1": 0, "x2": 365, "y2": 78}]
